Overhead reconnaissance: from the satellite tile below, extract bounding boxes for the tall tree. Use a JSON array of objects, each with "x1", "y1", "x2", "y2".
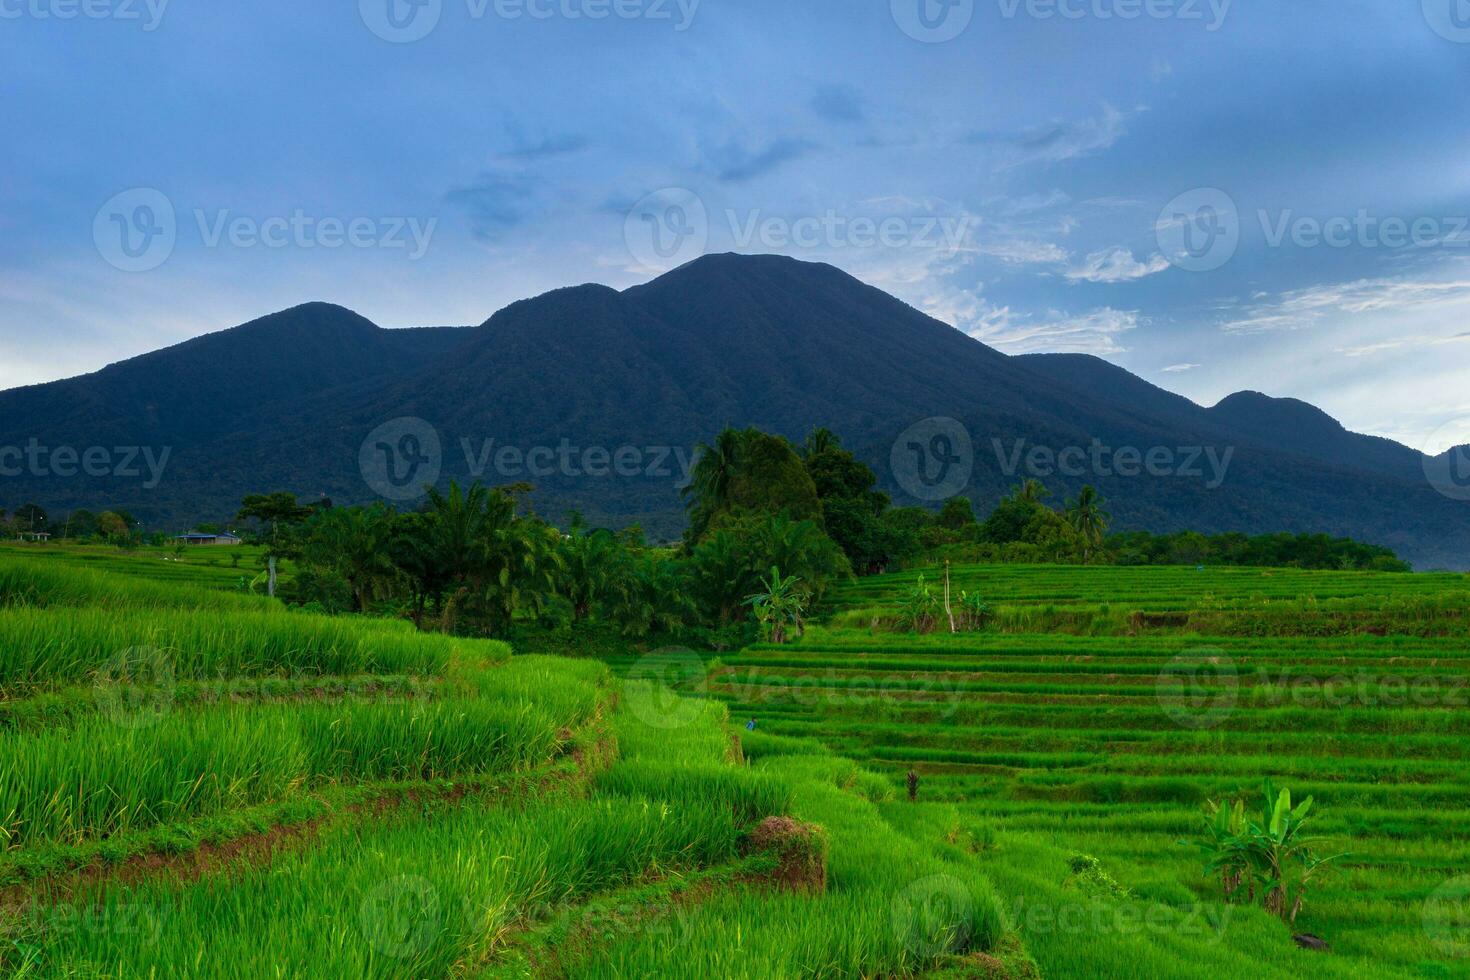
[{"x1": 1067, "y1": 486, "x2": 1111, "y2": 563}]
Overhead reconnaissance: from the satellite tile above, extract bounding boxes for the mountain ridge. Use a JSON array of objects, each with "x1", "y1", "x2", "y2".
[{"x1": 2, "y1": 253, "x2": 1465, "y2": 568}]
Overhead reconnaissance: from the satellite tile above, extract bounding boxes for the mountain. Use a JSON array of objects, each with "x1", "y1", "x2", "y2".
[{"x1": 2, "y1": 253, "x2": 1466, "y2": 568}]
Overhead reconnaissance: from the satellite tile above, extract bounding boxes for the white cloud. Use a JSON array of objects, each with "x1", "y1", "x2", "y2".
[
  {"x1": 976, "y1": 239, "x2": 1070, "y2": 265},
  {"x1": 1220, "y1": 273, "x2": 1470, "y2": 334},
  {"x1": 1161, "y1": 363, "x2": 1201, "y2": 373},
  {"x1": 971, "y1": 307, "x2": 1142, "y2": 356},
  {"x1": 1065, "y1": 247, "x2": 1170, "y2": 283}
]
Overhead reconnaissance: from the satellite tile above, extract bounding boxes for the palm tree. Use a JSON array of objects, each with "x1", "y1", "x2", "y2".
[
  {"x1": 801, "y1": 427, "x2": 840, "y2": 459},
  {"x1": 683, "y1": 428, "x2": 744, "y2": 513},
  {"x1": 1014, "y1": 479, "x2": 1050, "y2": 504},
  {"x1": 304, "y1": 504, "x2": 400, "y2": 612},
  {"x1": 1067, "y1": 485, "x2": 1111, "y2": 563},
  {"x1": 558, "y1": 514, "x2": 621, "y2": 621}
]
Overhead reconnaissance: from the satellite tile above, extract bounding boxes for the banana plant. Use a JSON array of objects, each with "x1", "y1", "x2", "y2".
[
  {"x1": 745, "y1": 566, "x2": 809, "y2": 644},
  {"x1": 1185, "y1": 780, "x2": 1348, "y2": 923}
]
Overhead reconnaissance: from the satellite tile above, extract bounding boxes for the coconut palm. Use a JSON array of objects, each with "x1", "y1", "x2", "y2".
[{"x1": 1067, "y1": 485, "x2": 1111, "y2": 563}]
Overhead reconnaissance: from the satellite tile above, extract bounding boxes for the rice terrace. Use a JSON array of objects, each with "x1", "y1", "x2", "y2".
[{"x1": 0, "y1": 528, "x2": 1468, "y2": 977}]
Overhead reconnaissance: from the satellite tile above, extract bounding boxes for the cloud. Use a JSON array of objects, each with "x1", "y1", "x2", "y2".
[
  {"x1": 499, "y1": 134, "x2": 589, "y2": 160},
  {"x1": 1065, "y1": 247, "x2": 1170, "y2": 283},
  {"x1": 810, "y1": 85, "x2": 865, "y2": 124},
  {"x1": 1162, "y1": 363, "x2": 1201, "y2": 373},
  {"x1": 700, "y1": 136, "x2": 818, "y2": 183},
  {"x1": 1220, "y1": 273, "x2": 1470, "y2": 334},
  {"x1": 445, "y1": 172, "x2": 538, "y2": 242},
  {"x1": 963, "y1": 104, "x2": 1132, "y2": 170},
  {"x1": 1337, "y1": 332, "x2": 1470, "y2": 357},
  {"x1": 976, "y1": 239, "x2": 1070, "y2": 265},
  {"x1": 971, "y1": 307, "x2": 1142, "y2": 356}
]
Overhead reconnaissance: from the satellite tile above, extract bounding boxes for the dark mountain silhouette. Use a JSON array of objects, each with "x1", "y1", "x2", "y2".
[{"x1": 1, "y1": 253, "x2": 1465, "y2": 567}]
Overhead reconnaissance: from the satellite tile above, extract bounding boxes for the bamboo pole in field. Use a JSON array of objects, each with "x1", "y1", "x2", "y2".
[{"x1": 944, "y1": 560, "x2": 956, "y2": 633}]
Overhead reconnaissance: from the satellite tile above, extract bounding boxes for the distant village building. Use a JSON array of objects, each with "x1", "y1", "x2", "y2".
[
  {"x1": 18, "y1": 531, "x2": 50, "y2": 542},
  {"x1": 176, "y1": 531, "x2": 243, "y2": 547}
]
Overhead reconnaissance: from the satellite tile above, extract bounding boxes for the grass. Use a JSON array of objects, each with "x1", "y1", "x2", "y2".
[
  {"x1": 692, "y1": 561, "x2": 1470, "y2": 977},
  {"x1": 10, "y1": 552, "x2": 1465, "y2": 976}
]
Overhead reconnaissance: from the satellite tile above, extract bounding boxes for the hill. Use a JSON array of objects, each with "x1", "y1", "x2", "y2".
[{"x1": 1, "y1": 254, "x2": 1466, "y2": 567}]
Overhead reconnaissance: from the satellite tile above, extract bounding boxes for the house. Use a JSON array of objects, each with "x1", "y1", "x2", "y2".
[
  {"x1": 18, "y1": 531, "x2": 50, "y2": 542},
  {"x1": 175, "y1": 531, "x2": 243, "y2": 547}
]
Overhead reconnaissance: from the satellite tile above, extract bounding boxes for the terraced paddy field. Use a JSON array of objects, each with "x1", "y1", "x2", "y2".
[
  {"x1": 0, "y1": 559, "x2": 1029, "y2": 978},
  {"x1": 0, "y1": 542, "x2": 273, "y2": 593},
  {"x1": 637, "y1": 563, "x2": 1470, "y2": 977}
]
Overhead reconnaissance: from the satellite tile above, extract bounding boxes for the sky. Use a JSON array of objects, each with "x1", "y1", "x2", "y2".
[{"x1": 3, "y1": 0, "x2": 1469, "y2": 454}]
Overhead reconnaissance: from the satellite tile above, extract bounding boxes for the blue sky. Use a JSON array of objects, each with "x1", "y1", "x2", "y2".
[{"x1": 3, "y1": 0, "x2": 1469, "y2": 452}]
